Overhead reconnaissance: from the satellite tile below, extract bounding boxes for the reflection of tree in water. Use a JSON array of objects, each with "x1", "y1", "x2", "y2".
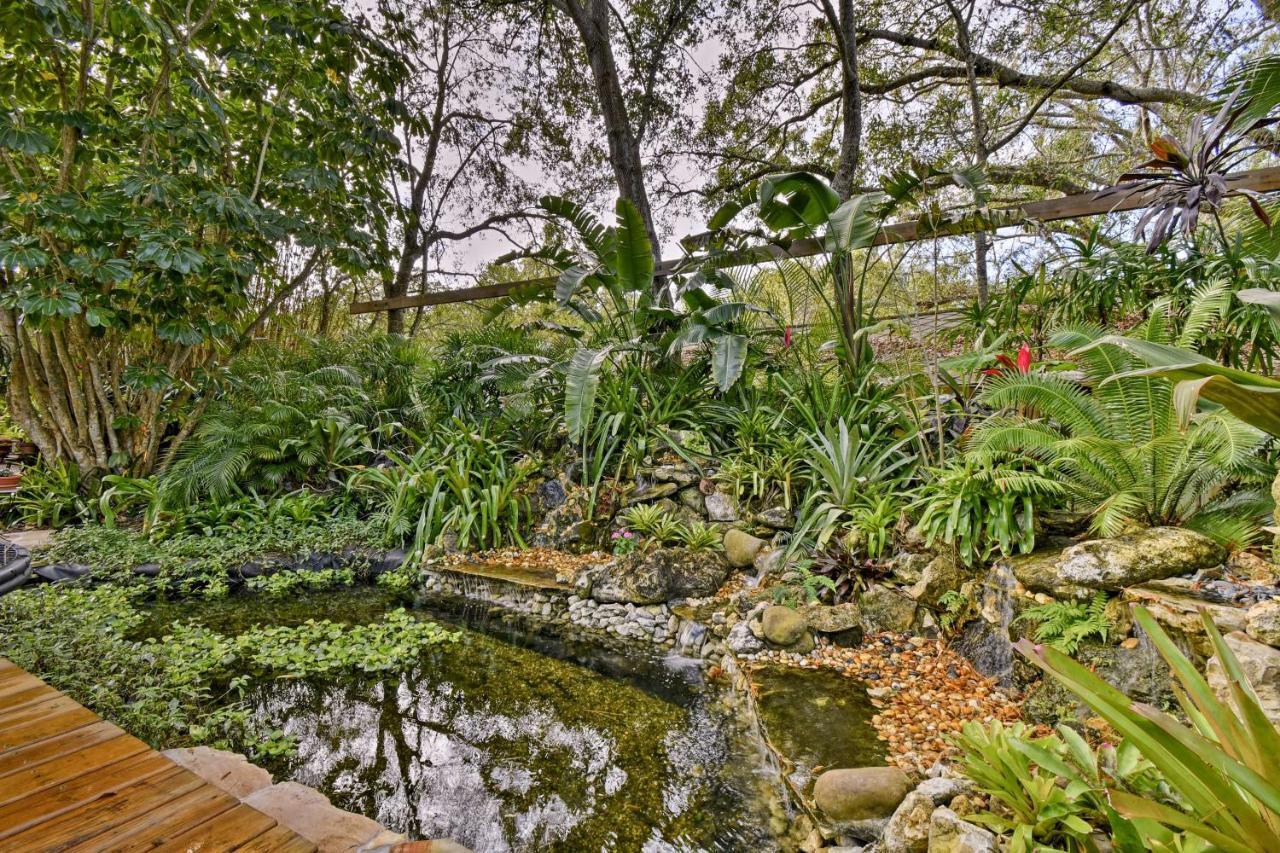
[{"x1": 247, "y1": 619, "x2": 785, "y2": 852}]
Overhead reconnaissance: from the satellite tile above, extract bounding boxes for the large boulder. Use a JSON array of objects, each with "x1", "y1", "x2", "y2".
[
  {"x1": 860, "y1": 585, "x2": 918, "y2": 634},
  {"x1": 952, "y1": 619, "x2": 1015, "y2": 687},
  {"x1": 1057, "y1": 528, "x2": 1226, "y2": 590},
  {"x1": 590, "y1": 548, "x2": 731, "y2": 604},
  {"x1": 651, "y1": 463, "x2": 698, "y2": 486},
  {"x1": 1206, "y1": 631, "x2": 1280, "y2": 725},
  {"x1": 1246, "y1": 598, "x2": 1280, "y2": 647},
  {"x1": 812, "y1": 766, "x2": 913, "y2": 822},
  {"x1": 622, "y1": 481, "x2": 678, "y2": 506},
  {"x1": 723, "y1": 529, "x2": 767, "y2": 568},
  {"x1": 666, "y1": 548, "x2": 732, "y2": 598},
  {"x1": 928, "y1": 807, "x2": 997, "y2": 853},
  {"x1": 755, "y1": 506, "x2": 793, "y2": 530},
  {"x1": 762, "y1": 605, "x2": 808, "y2": 646},
  {"x1": 803, "y1": 603, "x2": 863, "y2": 634}
]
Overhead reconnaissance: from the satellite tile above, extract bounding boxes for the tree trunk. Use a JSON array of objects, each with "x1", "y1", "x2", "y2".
[
  {"x1": 559, "y1": 0, "x2": 661, "y2": 262},
  {"x1": 974, "y1": 231, "x2": 990, "y2": 306},
  {"x1": 829, "y1": 0, "x2": 862, "y2": 199}
]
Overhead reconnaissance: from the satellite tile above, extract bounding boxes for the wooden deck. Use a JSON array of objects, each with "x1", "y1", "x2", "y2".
[{"x1": 0, "y1": 657, "x2": 316, "y2": 852}]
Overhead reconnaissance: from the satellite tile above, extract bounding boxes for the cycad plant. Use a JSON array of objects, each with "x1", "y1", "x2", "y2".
[{"x1": 968, "y1": 323, "x2": 1270, "y2": 546}]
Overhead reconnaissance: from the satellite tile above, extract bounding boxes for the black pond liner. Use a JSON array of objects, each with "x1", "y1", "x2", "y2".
[{"x1": 0, "y1": 537, "x2": 32, "y2": 595}]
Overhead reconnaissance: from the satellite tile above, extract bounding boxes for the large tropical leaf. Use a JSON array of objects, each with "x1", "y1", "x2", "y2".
[
  {"x1": 613, "y1": 197, "x2": 654, "y2": 294},
  {"x1": 825, "y1": 192, "x2": 887, "y2": 253},
  {"x1": 711, "y1": 333, "x2": 747, "y2": 392},
  {"x1": 564, "y1": 346, "x2": 612, "y2": 441},
  {"x1": 555, "y1": 264, "x2": 600, "y2": 304},
  {"x1": 1082, "y1": 335, "x2": 1280, "y2": 436},
  {"x1": 758, "y1": 172, "x2": 841, "y2": 235}
]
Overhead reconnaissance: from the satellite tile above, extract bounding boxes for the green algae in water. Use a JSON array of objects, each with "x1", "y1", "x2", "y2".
[{"x1": 148, "y1": 589, "x2": 790, "y2": 852}]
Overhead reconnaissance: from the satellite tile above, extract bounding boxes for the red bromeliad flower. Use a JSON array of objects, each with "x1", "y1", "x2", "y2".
[
  {"x1": 983, "y1": 344, "x2": 1033, "y2": 376},
  {"x1": 782, "y1": 325, "x2": 793, "y2": 349}
]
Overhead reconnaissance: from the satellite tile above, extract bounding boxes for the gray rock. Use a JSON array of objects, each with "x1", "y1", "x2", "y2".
[
  {"x1": 1022, "y1": 638, "x2": 1174, "y2": 729},
  {"x1": 755, "y1": 506, "x2": 793, "y2": 530},
  {"x1": 1207, "y1": 631, "x2": 1280, "y2": 725},
  {"x1": 651, "y1": 463, "x2": 699, "y2": 486},
  {"x1": 889, "y1": 552, "x2": 932, "y2": 586},
  {"x1": 952, "y1": 619, "x2": 1015, "y2": 687},
  {"x1": 1057, "y1": 528, "x2": 1227, "y2": 590},
  {"x1": 813, "y1": 766, "x2": 913, "y2": 822},
  {"x1": 704, "y1": 492, "x2": 739, "y2": 522},
  {"x1": 677, "y1": 486, "x2": 706, "y2": 514},
  {"x1": 914, "y1": 777, "x2": 971, "y2": 806},
  {"x1": 1246, "y1": 598, "x2": 1280, "y2": 647},
  {"x1": 762, "y1": 605, "x2": 807, "y2": 645},
  {"x1": 534, "y1": 478, "x2": 567, "y2": 512},
  {"x1": 803, "y1": 603, "x2": 863, "y2": 634},
  {"x1": 928, "y1": 807, "x2": 997, "y2": 853},
  {"x1": 908, "y1": 554, "x2": 964, "y2": 605},
  {"x1": 589, "y1": 548, "x2": 729, "y2": 604},
  {"x1": 879, "y1": 789, "x2": 935, "y2": 853},
  {"x1": 724, "y1": 528, "x2": 767, "y2": 568},
  {"x1": 727, "y1": 619, "x2": 766, "y2": 655},
  {"x1": 860, "y1": 585, "x2": 918, "y2": 634}
]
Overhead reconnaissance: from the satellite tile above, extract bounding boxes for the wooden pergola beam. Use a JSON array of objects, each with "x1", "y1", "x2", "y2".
[{"x1": 350, "y1": 165, "x2": 1280, "y2": 315}]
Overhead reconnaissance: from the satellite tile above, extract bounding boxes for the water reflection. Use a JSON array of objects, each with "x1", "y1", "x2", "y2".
[{"x1": 203, "y1": 590, "x2": 789, "y2": 852}]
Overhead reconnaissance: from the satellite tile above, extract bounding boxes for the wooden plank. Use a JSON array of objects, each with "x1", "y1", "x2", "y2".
[
  {"x1": 0, "y1": 767, "x2": 199, "y2": 852},
  {"x1": 0, "y1": 702, "x2": 100, "y2": 751},
  {"x1": 0, "y1": 750, "x2": 173, "y2": 840},
  {"x1": 0, "y1": 719, "x2": 122, "y2": 780},
  {"x1": 0, "y1": 680, "x2": 59, "y2": 711},
  {"x1": 144, "y1": 802, "x2": 278, "y2": 853},
  {"x1": 234, "y1": 823, "x2": 319, "y2": 853},
  {"x1": 97, "y1": 783, "x2": 244, "y2": 853},
  {"x1": 350, "y1": 164, "x2": 1280, "y2": 314},
  {"x1": 0, "y1": 732, "x2": 150, "y2": 808}
]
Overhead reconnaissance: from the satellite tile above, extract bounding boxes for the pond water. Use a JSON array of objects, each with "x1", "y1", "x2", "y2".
[{"x1": 146, "y1": 588, "x2": 793, "y2": 852}]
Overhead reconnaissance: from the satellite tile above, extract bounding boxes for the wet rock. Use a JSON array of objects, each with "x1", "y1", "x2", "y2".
[
  {"x1": 1022, "y1": 638, "x2": 1174, "y2": 728},
  {"x1": 889, "y1": 552, "x2": 932, "y2": 587},
  {"x1": 724, "y1": 529, "x2": 767, "y2": 568},
  {"x1": 1206, "y1": 631, "x2": 1280, "y2": 725},
  {"x1": 803, "y1": 603, "x2": 863, "y2": 634},
  {"x1": 704, "y1": 492, "x2": 739, "y2": 522},
  {"x1": 860, "y1": 585, "x2": 918, "y2": 633},
  {"x1": 952, "y1": 619, "x2": 1015, "y2": 687},
  {"x1": 727, "y1": 619, "x2": 766, "y2": 654},
  {"x1": 622, "y1": 481, "x2": 679, "y2": 506},
  {"x1": 755, "y1": 506, "x2": 793, "y2": 530},
  {"x1": 666, "y1": 548, "x2": 732, "y2": 598},
  {"x1": 677, "y1": 486, "x2": 706, "y2": 514},
  {"x1": 534, "y1": 478, "x2": 567, "y2": 512},
  {"x1": 161, "y1": 746, "x2": 272, "y2": 798},
  {"x1": 813, "y1": 766, "x2": 913, "y2": 822},
  {"x1": 532, "y1": 500, "x2": 593, "y2": 549},
  {"x1": 1057, "y1": 528, "x2": 1227, "y2": 590},
  {"x1": 754, "y1": 547, "x2": 787, "y2": 578},
  {"x1": 762, "y1": 605, "x2": 808, "y2": 646},
  {"x1": 651, "y1": 463, "x2": 699, "y2": 486},
  {"x1": 907, "y1": 554, "x2": 963, "y2": 605},
  {"x1": 880, "y1": 789, "x2": 935, "y2": 853},
  {"x1": 589, "y1": 548, "x2": 729, "y2": 604},
  {"x1": 1123, "y1": 585, "x2": 1248, "y2": 656},
  {"x1": 1006, "y1": 549, "x2": 1091, "y2": 599},
  {"x1": 928, "y1": 807, "x2": 997, "y2": 853},
  {"x1": 1229, "y1": 550, "x2": 1280, "y2": 581},
  {"x1": 1246, "y1": 598, "x2": 1280, "y2": 647}
]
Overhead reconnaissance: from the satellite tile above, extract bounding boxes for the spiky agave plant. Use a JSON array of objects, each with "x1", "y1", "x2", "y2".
[{"x1": 967, "y1": 323, "x2": 1271, "y2": 546}]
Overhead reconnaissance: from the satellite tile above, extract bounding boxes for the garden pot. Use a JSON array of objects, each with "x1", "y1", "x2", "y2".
[
  {"x1": 0, "y1": 439, "x2": 13, "y2": 458},
  {"x1": 0, "y1": 474, "x2": 22, "y2": 490},
  {"x1": 14, "y1": 442, "x2": 36, "y2": 459}
]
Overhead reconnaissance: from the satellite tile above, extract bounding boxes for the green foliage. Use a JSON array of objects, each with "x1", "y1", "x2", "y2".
[
  {"x1": 969, "y1": 325, "x2": 1271, "y2": 545},
  {"x1": 954, "y1": 719, "x2": 1169, "y2": 853},
  {"x1": 675, "y1": 520, "x2": 724, "y2": 551},
  {"x1": 618, "y1": 503, "x2": 683, "y2": 542},
  {"x1": 1016, "y1": 593, "x2": 1112, "y2": 654},
  {"x1": 1018, "y1": 606, "x2": 1280, "y2": 853},
  {"x1": 910, "y1": 454, "x2": 1063, "y2": 567},
  {"x1": 245, "y1": 568, "x2": 355, "y2": 597},
  {"x1": 772, "y1": 562, "x2": 837, "y2": 606},
  {"x1": 0, "y1": 459, "x2": 97, "y2": 528}
]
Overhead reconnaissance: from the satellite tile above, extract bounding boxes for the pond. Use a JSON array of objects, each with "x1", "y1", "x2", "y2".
[{"x1": 146, "y1": 588, "x2": 794, "y2": 852}]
